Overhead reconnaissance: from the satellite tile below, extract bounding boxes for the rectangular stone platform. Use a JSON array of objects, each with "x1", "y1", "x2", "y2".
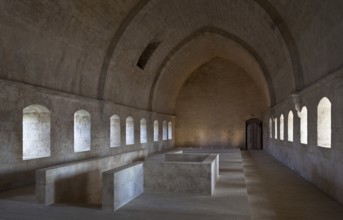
[
  {"x1": 144, "y1": 152, "x2": 219, "y2": 195},
  {"x1": 36, "y1": 149, "x2": 145, "y2": 205}
]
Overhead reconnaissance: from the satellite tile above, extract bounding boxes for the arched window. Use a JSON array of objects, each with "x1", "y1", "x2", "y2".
[
  {"x1": 280, "y1": 114, "x2": 284, "y2": 140},
  {"x1": 126, "y1": 117, "x2": 134, "y2": 145},
  {"x1": 300, "y1": 107, "x2": 308, "y2": 144},
  {"x1": 317, "y1": 97, "x2": 331, "y2": 148},
  {"x1": 110, "y1": 115, "x2": 121, "y2": 147},
  {"x1": 269, "y1": 118, "x2": 273, "y2": 138},
  {"x1": 162, "y1": 121, "x2": 167, "y2": 141},
  {"x1": 74, "y1": 110, "x2": 91, "y2": 152},
  {"x1": 274, "y1": 118, "x2": 278, "y2": 139},
  {"x1": 23, "y1": 105, "x2": 51, "y2": 160},
  {"x1": 140, "y1": 118, "x2": 147, "y2": 144},
  {"x1": 168, "y1": 122, "x2": 173, "y2": 140},
  {"x1": 288, "y1": 111, "x2": 294, "y2": 142},
  {"x1": 154, "y1": 120, "x2": 159, "y2": 142}
]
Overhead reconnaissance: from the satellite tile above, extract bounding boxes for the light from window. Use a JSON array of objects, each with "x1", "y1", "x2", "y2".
[
  {"x1": 300, "y1": 107, "x2": 308, "y2": 144},
  {"x1": 110, "y1": 115, "x2": 121, "y2": 147},
  {"x1": 74, "y1": 110, "x2": 91, "y2": 152},
  {"x1": 23, "y1": 105, "x2": 51, "y2": 160},
  {"x1": 126, "y1": 117, "x2": 134, "y2": 145},
  {"x1": 163, "y1": 121, "x2": 167, "y2": 141},
  {"x1": 154, "y1": 120, "x2": 159, "y2": 142},
  {"x1": 140, "y1": 118, "x2": 147, "y2": 144},
  {"x1": 280, "y1": 114, "x2": 284, "y2": 140},
  {"x1": 168, "y1": 122, "x2": 173, "y2": 140},
  {"x1": 288, "y1": 111, "x2": 294, "y2": 142},
  {"x1": 274, "y1": 118, "x2": 278, "y2": 139},
  {"x1": 317, "y1": 97, "x2": 331, "y2": 148},
  {"x1": 269, "y1": 118, "x2": 273, "y2": 138}
]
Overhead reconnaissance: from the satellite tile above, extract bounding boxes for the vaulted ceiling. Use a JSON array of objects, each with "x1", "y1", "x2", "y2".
[{"x1": 1, "y1": 0, "x2": 342, "y2": 114}]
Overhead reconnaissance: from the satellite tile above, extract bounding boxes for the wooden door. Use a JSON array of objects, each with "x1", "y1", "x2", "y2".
[{"x1": 246, "y1": 118, "x2": 262, "y2": 150}]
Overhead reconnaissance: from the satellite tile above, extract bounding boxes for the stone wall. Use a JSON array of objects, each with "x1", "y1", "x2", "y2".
[
  {"x1": 36, "y1": 150, "x2": 145, "y2": 205},
  {"x1": 0, "y1": 79, "x2": 175, "y2": 191},
  {"x1": 144, "y1": 153, "x2": 219, "y2": 195},
  {"x1": 175, "y1": 58, "x2": 267, "y2": 148},
  {"x1": 264, "y1": 68, "x2": 343, "y2": 205}
]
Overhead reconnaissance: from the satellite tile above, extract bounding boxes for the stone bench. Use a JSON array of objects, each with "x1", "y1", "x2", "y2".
[
  {"x1": 102, "y1": 161, "x2": 144, "y2": 212},
  {"x1": 145, "y1": 152, "x2": 219, "y2": 195},
  {"x1": 36, "y1": 149, "x2": 145, "y2": 205}
]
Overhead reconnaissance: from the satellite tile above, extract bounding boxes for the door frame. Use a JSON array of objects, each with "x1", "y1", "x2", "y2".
[{"x1": 245, "y1": 118, "x2": 263, "y2": 150}]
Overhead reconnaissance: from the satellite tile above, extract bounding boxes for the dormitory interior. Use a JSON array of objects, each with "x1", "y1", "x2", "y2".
[{"x1": 1, "y1": 0, "x2": 343, "y2": 219}]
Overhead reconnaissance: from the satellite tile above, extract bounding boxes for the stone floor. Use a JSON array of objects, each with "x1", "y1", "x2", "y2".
[
  {"x1": 242, "y1": 151, "x2": 343, "y2": 220},
  {"x1": 0, "y1": 149, "x2": 343, "y2": 220}
]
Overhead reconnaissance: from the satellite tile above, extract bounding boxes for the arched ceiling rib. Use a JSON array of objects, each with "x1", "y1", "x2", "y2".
[
  {"x1": 97, "y1": 0, "x2": 303, "y2": 103},
  {"x1": 97, "y1": 0, "x2": 150, "y2": 99},
  {"x1": 254, "y1": 0, "x2": 304, "y2": 91},
  {"x1": 149, "y1": 26, "x2": 275, "y2": 113},
  {"x1": 102, "y1": 0, "x2": 296, "y2": 110},
  {"x1": 2, "y1": 0, "x2": 342, "y2": 111},
  {"x1": 152, "y1": 30, "x2": 270, "y2": 114}
]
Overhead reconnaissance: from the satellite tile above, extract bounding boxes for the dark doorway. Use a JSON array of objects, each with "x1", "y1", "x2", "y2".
[{"x1": 246, "y1": 118, "x2": 262, "y2": 150}]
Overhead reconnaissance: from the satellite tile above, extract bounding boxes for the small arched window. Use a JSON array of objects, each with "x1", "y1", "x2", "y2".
[
  {"x1": 168, "y1": 122, "x2": 173, "y2": 140},
  {"x1": 154, "y1": 120, "x2": 159, "y2": 142},
  {"x1": 162, "y1": 121, "x2": 167, "y2": 141},
  {"x1": 269, "y1": 118, "x2": 273, "y2": 138},
  {"x1": 74, "y1": 110, "x2": 91, "y2": 152},
  {"x1": 110, "y1": 115, "x2": 121, "y2": 147},
  {"x1": 280, "y1": 114, "x2": 284, "y2": 140},
  {"x1": 274, "y1": 118, "x2": 278, "y2": 139},
  {"x1": 288, "y1": 111, "x2": 294, "y2": 142},
  {"x1": 300, "y1": 107, "x2": 308, "y2": 144},
  {"x1": 317, "y1": 97, "x2": 331, "y2": 148},
  {"x1": 140, "y1": 118, "x2": 147, "y2": 144},
  {"x1": 23, "y1": 105, "x2": 51, "y2": 160},
  {"x1": 126, "y1": 117, "x2": 134, "y2": 145}
]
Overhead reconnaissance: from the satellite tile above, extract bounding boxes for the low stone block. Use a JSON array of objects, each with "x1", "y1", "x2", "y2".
[
  {"x1": 35, "y1": 149, "x2": 145, "y2": 205},
  {"x1": 36, "y1": 183, "x2": 55, "y2": 205},
  {"x1": 102, "y1": 161, "x2": 144, "y2": 212},
  {"x1": 145, "y1": 153, "x2": 219, "y2": 195}
]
